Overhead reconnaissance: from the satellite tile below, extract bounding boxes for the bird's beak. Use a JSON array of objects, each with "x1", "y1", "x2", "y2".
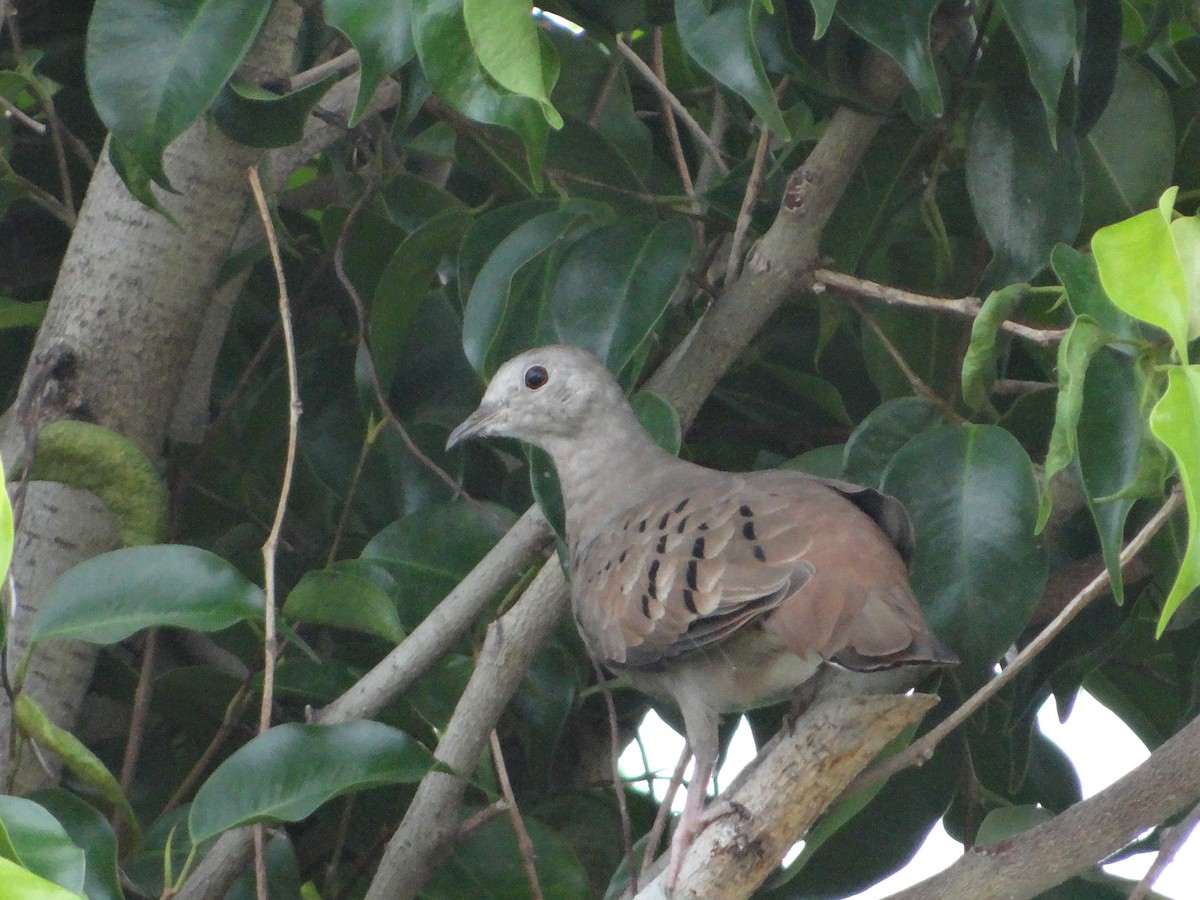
[{"x1": 446, "y1": 402, "x2": 503, "y2": 450}]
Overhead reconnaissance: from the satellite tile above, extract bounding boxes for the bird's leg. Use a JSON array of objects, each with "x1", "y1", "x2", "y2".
[
  {"x1": 785, "y1": 663, "x2": 832, "y2": 731},
  {"x1": 666, "y1": 744, "x2": 715, "y2": 889}
]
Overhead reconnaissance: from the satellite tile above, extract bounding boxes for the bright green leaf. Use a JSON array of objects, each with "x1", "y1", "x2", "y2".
[
  {"x1": 1169, "y1": 213, "x2": 1200, "y2": 341},
  {"x1": 0, "y1": 298, "x2": 47, "y2": 330},
  {"x1": 839, "y1": 0, "x2": 943, "y2": 116},
  {"x1": 283, "y1": 560, "x2": 404, "y2": 642},
  {"x1": 27, "y1": 420, "x2": 168, "y2": 547},
  {"x1": 883, "y1": 425, "x2": 1046, "y2": 668},
  {"x1": 325, "y1": 0, "x2": 417, "y2": 124},
  {"x1": 960, "y1": 284, "x2": 1028, "y2": 413},
  {"x1": 1148, "y1": 366, "x2": 1200, "y2": 634},
  {"x1": 412, "y1": 0, "x2": 551, "y2": 181},
  {"x1": 1093, "y1": 186, "x2": 1190, "y2": 360},
  {"x1": 998, "y1": 0, "x2": 1075, "y2": 139},
  {"x1": 32, "y1": 545, "x2": 264, "y2": 644},
  {"x1": 189, "y1": 722, "x2": 433, "y2": 843},
  {"x1": 464, "y1": 0, "x2": 562, "y2": 128},
  {"x1": 1051, "y1": 243, "x2": 1138, "y2": 341},
  {"x1": 674, "y1": 0, "x2": 790, "y2": 138},
  {"x1": 0, "y1": 796, "x2": 85, "y2": 894},
  {"x1": 1038, "y1": 316, "x2": 1109, "y2": 532},
  {"x1": 10, "y1": 697, "x2": 139, "y2": 845},
  {"x1": 86, "y1": 0, "x2": 273, "y2": 196},
  {"x1": 0, "y1": 857, "x2": 84, "y2": 900},
  {"x1": 0, "y1": 456, "x2": 12, "y2": 587}
]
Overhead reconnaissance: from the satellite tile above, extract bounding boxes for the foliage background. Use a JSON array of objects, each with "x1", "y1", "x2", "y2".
[{"x1": 0, "y1": 0, "x2": 1198, "y2": 897}]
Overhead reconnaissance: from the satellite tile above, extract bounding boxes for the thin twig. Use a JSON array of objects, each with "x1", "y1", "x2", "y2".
[
  {"x1": 288, "y1": 48, "x2": 360, "y2": 92},
  {"x1": 328, "y1": 417, "x2": 384, "y2": 563},
  {"x1": 642, "y1": 743, "x2": 690, "y2": 878},
  {"x1": 588, "y1": 56, "x2": 622, "y2": 127},
  {"x1": 457, "y1": 800, "x2": 509, "y2": 840},
  {"x1": 489, "y1": 730, "x2": 544, "y2": 900},
  {"x1": 249, "y1": 165, "x2": 302, "y2": 900},
  {"x1": 851, "y1": 300, "x2": 963, "y2": 421},
  {"x1": 850, "y1": 487, "x2": 1185, "y2": 796},
  {"x1": 814, "y1": 269, "x2": 1069, "y2": 346},
  {"x1": 0, "y1": 156, "x2": 75, "y2": 227},
  {"x1": 651, "y1": 28, "x2": 694, "y2": 199},
  {"x1": 615, "y1": 36, "x2": 729, "y2": 175},
  {"x1": 1127, "y1": 800, "x2": 1200, "y2": 900},
  {"x1": 594, "y1": 659, "x2": 638, "y2": 893},
  {"x1": 0, "y1": 94, "x2": 44, "y2": 134},
  {"x1": 114, "y1": 629, "x2": 159, "y2": 835},
  {"x1": 726, "y1": 126, "x2": 772, "y2": 281},
  {"x1": 161, "y1": 682, "x2": 255, "y2": 815}
]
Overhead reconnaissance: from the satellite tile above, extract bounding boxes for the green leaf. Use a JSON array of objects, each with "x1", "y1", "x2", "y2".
[
  {"x1": 998, "y1": 0, "x2": 1075, "y2": 139},
  {"x1": 1051, "y1": 243, "x2": 1138, "y2": 341},
  {"x1": 1038, "y1": 316, "x2": 1110, "y2": 532},
  {"x1": 27, "y1": 420, "x2": 168, "y2": 547},
  {"x1": 1081, "y1": 59, "x2": 1174, "y2": 232},
  {"x1": 966, "y1": 84, "x2": 1082, "y2": 291},
  {"x1": 1148, "y1": 366, "x2": 1200, "y2": 634},
  {"x1": 883, "y1": 425, "x2": 1046, "y2": 668},
  {"x1": 464, "y1": 0, "x2": 562, "y2": 128},
  {"x1": 283, "y1": 560, "x2": 404, "y2": 642},
  {"x1": 189, "y1": 722, "x2": 433, "y2": 843},
  {"x1": 839, "y1": 0, "x2": 943, "y2": 115},
  {"x1": 631, "y1": 391, "x2": 681, "y2": 455},
  {"x1": 0, "y1": 298, "x2": 47, "y2": 330},
  {"x1": 0, "y1": 455, "x2": 12, "y2": 587},
  {"x1": 27, "y1": 789, "x2": 122, "y2": 900},
  {"x1": 1078, "y1": 349, "x2": 1163, "y2": 605},
  {"x1": 0, "y1": 857, "x2": 84, "y2": 900},
  {"x1": 462, "y1": 204, "x2": 605, "y2": 376},
  {"x1": 211, "y1": 74, "x2": 339, "y2": 148},
  {"x1": 1093, "y1": 186, "x2": 1190, "y2": 360},
  {"x1": 975, "y1": 803, "x2": 1052, "y2": 845},
  {"x1": 960, "y1": 284, "x2": 1028, "y2": 413},
  {"x1": 842, "y1": 397, "x2": 949, "y2": 488},
  {"x1": 325, "y1": 0, "x2": 417, "y2": 124},
  {"x1": 809, "y1": 0, "x2": 837, "y2": 37},
  {"x1": 372, "y1": 208, "x2": 471, "y2": 390},
  {"x1": 550, "y1": 216, "x2": 694, "y2": 373},
  {"x1": 412, "y1": 0, "x2": 550, "y2": 182},
  {"x1": 11, "y1": 697, "x2": 139, "y2": 845},
  {"x1": 86, "y1": 0, "x2": 273, "y2": 195},
  {"x1": 674, "y1": 0, "x2": 790, "y2": 138},
  {"x1": 32, "y1": 545, "x2": 264, "y2": 644},
  {"x1": 0, "y1": 796, "x2": 85, "y2": 894}
]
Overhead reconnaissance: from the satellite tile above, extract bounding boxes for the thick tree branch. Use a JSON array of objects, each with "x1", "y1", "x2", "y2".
[{"x1": 886, "y1": 709, "x2": 1200, "y2": 900}]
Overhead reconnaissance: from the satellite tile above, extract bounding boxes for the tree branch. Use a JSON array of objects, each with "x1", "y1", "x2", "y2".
[{"x1": 886, "y1": 709, "x2": 1200, "y2": 900}]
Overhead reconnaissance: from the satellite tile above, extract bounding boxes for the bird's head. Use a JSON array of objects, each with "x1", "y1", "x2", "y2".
[{"x1": 446, "y1": 345, "x2": 629, "y2": 452}]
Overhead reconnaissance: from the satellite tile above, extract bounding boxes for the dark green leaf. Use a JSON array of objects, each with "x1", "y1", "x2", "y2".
[
  {"x1": 842, "y1": 397, "x2": 949, "y2": 488},
  {"x1": 839, "y1": 0, "x2": 943, "y2": 115},
  {"x1": 631, "y1": 391, "x2": 681, "y2": 455},
  {"x1": 674, "y1": 0, "x2": 790, "y2": 138},
  {"x1": 1081, "y1": 59, "x2": 1174, "y2": 233},
  {"x1": 998, "y1": 0, "x2": 1075, "y2": 137},
  {"x1": 1051, "y1": 243, "x2": 1138, "y2": 341},
  {"x1": 283, "y1": 560, "x2": 404, "y2": 642},
  {"x1": 326, "y1": 0, "x2": 417, "y2": 124},
  {"x1": 26, "y1": 790, "x2": 122, "y2": 900},
  {"x1": 211, "y1": 74, "x2": 339, "y2": 148},
  {"x1": 966, "y1": 84, "x2": 1082, "y2": 291},
  {"x1": 32, "y1": 545, "x2": 264, "y2": 644},
  {"x1": 189, "y1": 722, "x2": 432, "y2": 842},
  {"x1": 883, "y1": 425, "x2": 1046, "y2": 668},
  {"x1": 809, "y1": 0, "x2": 837, "y2": 38},
  {"x1": 550, "y1": 216, "x2": 693, "y2": 373},
  {"x1": 976, "y1": 803, "x2": 1051, "y2": 844},
  {"x1": 372, "y1": 208, "x2": 471, "y2": 389},
  {"x1": 1075, "y1": 0, "x2": 1122, "y2": 135},
  {"x1": 86, "y1": 0, "x2": 273, "y2": 193},
  {"x1": 0, "y1": 796, "x2": 86, "y2": 894}
]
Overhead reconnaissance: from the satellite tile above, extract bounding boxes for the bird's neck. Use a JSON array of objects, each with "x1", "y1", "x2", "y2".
[{"x1": 540, "y1": 407, "x2": 685, "y2": 549}]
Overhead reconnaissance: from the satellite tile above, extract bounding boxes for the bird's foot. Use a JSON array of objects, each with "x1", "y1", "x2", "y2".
[{"x1": 664, "y1": 800, "x2": 750, "y2": 891}]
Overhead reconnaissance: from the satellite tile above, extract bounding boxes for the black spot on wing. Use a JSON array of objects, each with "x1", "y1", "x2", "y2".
[
  {"x1": 658, "y1": 511, "x2": 670, "y2": 530},
  {"x1": 686, "y1": 559, "x2": 698, "y2": 591},
  {"x1": 675, "y1": 516, "x2": 690, "y2": 534},
  {"x1": 682, "y1": 589, "x2": 698, "y2": 613},
  {"x1": 692, "y1": 537, "x2": 706, "y2": 559},
  {"x1": 641, "y1": 593, "x2": 651, "y2": 618},
  {"x1": 753, "y1": 545, "x2": 766, "y2": 562},
  {"x1": 743, "y1": 520, "x2": 756, "y2": 541},
  {"x1": 656, "y1": 535, "x2": 667, "y2": 554},
  {"x1": 739, "y1": 505, "x2": 753, "y2": 517},
  {"x1": 647, "y1": 559, "x2": 659, "y2": 599},
  {"x1": 674, "y1": 497, "x2": 690, "y2": 513}
]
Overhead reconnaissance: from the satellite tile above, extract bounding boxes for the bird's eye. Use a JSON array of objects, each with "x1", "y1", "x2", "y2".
[{"x1": 524, "y1": 365, "x2": 549, "y2": 390}]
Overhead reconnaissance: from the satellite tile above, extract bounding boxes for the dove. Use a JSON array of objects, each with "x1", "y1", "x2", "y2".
[{"x1": 446, "y1": 344, "x2": 955, "y2": 886}]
